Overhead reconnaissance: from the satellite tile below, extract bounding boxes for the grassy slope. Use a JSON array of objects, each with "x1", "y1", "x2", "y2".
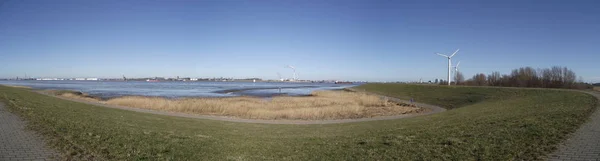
[
  {"x1": 353, "y1": 84, "x2": 521, "y2": 109},
  {"x1": 0, "y1": 84, "x2": 597, "y2": 160}
]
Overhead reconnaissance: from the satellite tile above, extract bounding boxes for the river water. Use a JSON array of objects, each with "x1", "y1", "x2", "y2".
[{"x1": 0, "y1": 80, "x2": 357, "y2": 99}]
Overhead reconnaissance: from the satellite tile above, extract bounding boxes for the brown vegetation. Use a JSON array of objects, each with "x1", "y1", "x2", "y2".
[
  {"x1": 49, "y1": 90, "x2": 422, "y2": 120},
  {"x1": 43, "y1": 90, "x2": 102, "y2": 102},
  {"x1": 2, "y1": 85, "x2": 31, "y2": 89},
  {"x1": 454, "y1": 71, "x2": 465, "y2": 85}
]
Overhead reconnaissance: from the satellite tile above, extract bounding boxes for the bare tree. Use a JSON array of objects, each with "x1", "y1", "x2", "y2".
[
  {"x1": 439, "y1": 79, "x2": 448, "y2": 85},
  {"x1": 458, "y1": 66, "x2": 580, "y2": 89},
  {"x1": 487, "y1": 71, "x2": 501, "y2": 86},
  {"x1": 563, "y1": 67, "x2": 576, "y2": 88},
  {"x1": 500, "y1": 74, "x2": 511, "y2": 87},
  {"x1": 539, "y1": 68, "x2": 552, "y2": 88},
  {"x1": 454, "y1": 71, "x2": 465, "y2": 85},
  {"x1": 550, "y1": 66, "x2": 563, "y2": 88},
  {"x1": 472, "y1": 73, "x2": 487, "y2": 86},
  {"x1": 522, "y1": 67, "x2": 538, "y2": 87}
]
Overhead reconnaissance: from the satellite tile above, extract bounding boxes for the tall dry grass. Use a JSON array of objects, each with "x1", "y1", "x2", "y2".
[
  {"x1": 61, "y1": 92, "x2": 104, "y2": 102},
  {"x1": 594, "y1": 86, "x2": 600, "y2": 92},
  {"x1": 3, "y1": 85, "x2": 32, "y2": 89},
  {"x1": 54, "y1": 90, "x2": 421, "y2": 120}
]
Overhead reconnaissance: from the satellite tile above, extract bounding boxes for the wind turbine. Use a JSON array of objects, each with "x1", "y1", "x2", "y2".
[
  {"x1": 454, "y1": 61, "x2": 461, "y2": 74},
  {"x1": 286, "y1": 65, "x2": 297, "y2": 81},
  {"x1": 436, "y1": 49, "x2": 460, "y2": 85},
  {"x1": 277, "y1": 72, "x2": 283, "y2": 81},
  {"x1": 453, "y1": 61, "x2": 461, "y2": 84}
]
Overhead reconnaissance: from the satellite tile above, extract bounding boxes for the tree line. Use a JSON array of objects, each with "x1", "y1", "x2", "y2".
[{"x1": 448, "y1": 66, "x2": 592, "y2": 89}]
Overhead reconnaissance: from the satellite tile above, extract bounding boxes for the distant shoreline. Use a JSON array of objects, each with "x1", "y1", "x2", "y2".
[{"x1": 0, "y1": 79, "x2": 359, "y2": 84}]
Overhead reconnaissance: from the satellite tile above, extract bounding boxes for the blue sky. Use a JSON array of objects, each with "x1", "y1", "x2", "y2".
[{"x1": 0, "y1": 0, "x2": 599, "y2": 82}]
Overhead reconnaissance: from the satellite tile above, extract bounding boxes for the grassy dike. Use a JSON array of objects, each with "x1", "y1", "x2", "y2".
[{"x1": 0, "y1": 84, "x2": 597, "y2": 160}]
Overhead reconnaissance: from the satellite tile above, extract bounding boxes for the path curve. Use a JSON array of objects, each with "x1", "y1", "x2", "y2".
[
  {"x1": 0, "y1": 102, "x2": 59, "y2": 161},
  {"x1": 548, "y1": 91, "x2": 600, "y2": 161},
  {"x1": 37, "y1": 90, "x2": 446, "y2": 125}
]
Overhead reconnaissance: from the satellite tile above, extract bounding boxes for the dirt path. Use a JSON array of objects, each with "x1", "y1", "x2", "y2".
[
  {"x1": 547, "y1": 91, "x2": 600, "y2": 161},
  {"x1": 37, "y1": 91, "x2": 446, "y2": 125},
  {"x1": 0, "y1": 102, "x2": 59, "y2": 161}
]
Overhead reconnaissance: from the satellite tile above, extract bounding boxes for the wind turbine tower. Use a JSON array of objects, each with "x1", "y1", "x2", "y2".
[
  {"x1": 286, "y1": 65, "x2": 297, "y2": 81},
  {"x1": 277, "y1": 72, "x2": 283, "y2": 81},
  {"x1": 436, "y1": 49, "x2": 460, "y2": 85}
]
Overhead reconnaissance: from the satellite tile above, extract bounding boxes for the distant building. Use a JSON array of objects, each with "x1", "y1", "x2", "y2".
[{"x1": 41, "y1": 78, "x2": 61, "y2": 81}]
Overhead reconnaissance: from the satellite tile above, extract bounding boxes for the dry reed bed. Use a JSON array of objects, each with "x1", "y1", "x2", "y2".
[
  {"x1": 3, "y1": 85, "x2": 32, "y2": 89},
  {"x1": 48, "y1": 90, "x2": 422, "y2": 120}
]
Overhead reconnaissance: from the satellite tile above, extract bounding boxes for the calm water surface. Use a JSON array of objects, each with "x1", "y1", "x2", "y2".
[{"x1": 0, "y1": 81, "x2": 357, "y2": 98}]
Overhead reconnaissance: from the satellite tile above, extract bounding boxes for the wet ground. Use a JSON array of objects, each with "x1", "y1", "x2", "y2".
[{"x1": 0, "y1": 80, "x2": 357, "y2": 98}]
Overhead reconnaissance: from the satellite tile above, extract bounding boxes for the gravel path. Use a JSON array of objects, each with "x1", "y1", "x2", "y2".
[
  {"x1": 0, "y1": 103, "x2": 59, "y2": 161},
  {"x1": 39, "y1": 91, "x2": 446, "y2": 125},
  {"x1": 548, "y1": 91, "x2": 600, "y2": 161}
]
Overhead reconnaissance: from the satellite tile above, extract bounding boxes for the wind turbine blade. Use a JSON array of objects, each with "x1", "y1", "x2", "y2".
[
  {"x1": 436, "y1": 53, "x2": 449, "y2": 57},
  {"x1": 456, "y1": 61, "x2": 460, "y2": 67},
  {"x1": 449, "y1": 49, "x2": 460, "y2": 57}
]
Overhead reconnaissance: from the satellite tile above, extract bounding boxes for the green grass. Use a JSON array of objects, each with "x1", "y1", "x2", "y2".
[
  {"x1": 353, "y1": 83, "x2": 529, "y2": 109},
  {"x1": 0, "y1": 84, "x2": 597, "y2": 160}
]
